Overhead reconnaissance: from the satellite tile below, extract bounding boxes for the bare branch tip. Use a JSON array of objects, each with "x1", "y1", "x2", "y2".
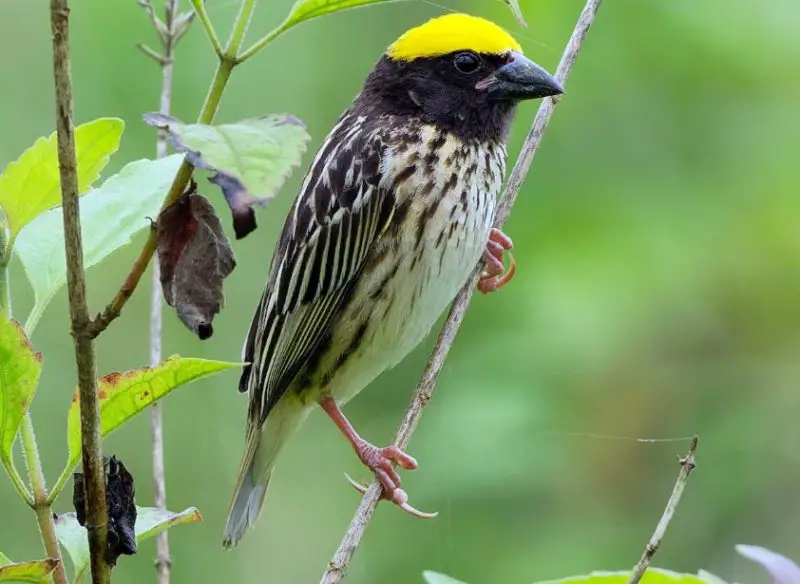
[{"x1": 137, "y1": 43, "x2": 170, "y2": 65}]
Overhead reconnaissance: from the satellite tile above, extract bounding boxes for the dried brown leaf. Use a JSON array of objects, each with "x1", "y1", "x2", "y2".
[{"x1": 156, "y1": 181, "x2": 235, "y2": 339}]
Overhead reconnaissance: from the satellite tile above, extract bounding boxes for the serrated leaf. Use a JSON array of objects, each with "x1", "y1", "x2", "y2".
[
  {"x1": 0, "y1": 553, "x2": 58, "y2": 583},
  {"x1": 54, "y1": 506, "x2": 201, "y2": 582},
  {"x1": 15, "y1": 154, "x2": 184, "y2": 333},
  {"x1": 534, "y1": 569, "x2": 720, "y2": 584},
  {"x1": 280, "y1": 0, "x2": 400, "y2": 30},
  {"x1": 64, "y1": 356, "x2": 237, "y2": 475},
  {"x1": 736, "y1": 544, "x2": 800, "y2": 584},
  {"x1": 143, "y1": 113, "x2": 309, "y2": 238},
  {"x1": 0, "y1": 317, "x2": 42, "y2": 482},
  {"x1": 0, "y1": 118, "x2": 124, "y2": 251},
  {"x1": 423, "y1": 571, "x2": 471, "y2": 584}
]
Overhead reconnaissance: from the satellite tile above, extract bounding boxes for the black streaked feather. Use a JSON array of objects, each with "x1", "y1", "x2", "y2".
[{"x1": 240, "y1": 115, "x2": 396, "y2": 424}]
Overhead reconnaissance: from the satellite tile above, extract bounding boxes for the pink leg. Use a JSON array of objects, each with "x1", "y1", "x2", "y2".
[
  {"x1": 319, "y1": 397, "x2": 437, "y2": 518},
  {"x1": 478, "y1": 228, "x2": 516, "y2": 294}
]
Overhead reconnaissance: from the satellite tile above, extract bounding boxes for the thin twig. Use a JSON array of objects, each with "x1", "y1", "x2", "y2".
[
  {"x1": 627, "y1": 437, "x2": 699, "y2": 584},
  {"x1": 140, "y1": 0, "x2": 186, "y2": 582},
  {"x1": 19, "y1": 416, "x2": 69, "y2": 584},
  {"x1": 49, "y1": 1, "x2": 110, "y2": 583},
  {"x1": 189, "y1": 0, "x2": 224, "y2": 57},
  {"x1": 320, "y1": 2, "x2": 604, "y2": 581}
]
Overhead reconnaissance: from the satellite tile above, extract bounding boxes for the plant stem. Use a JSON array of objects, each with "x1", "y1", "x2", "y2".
[
  {"x1": 189, "y1": 0, "x2": 223, "y2": 56},
  {"x1": 319, "y1": 1, "x2": 604, "y2": 581},
  {"x1": 627, "y1": 437, "x2": 699, "y2": 584},
  {"x1": 141, "y1": 0, "x2": 187, "y2": 581},
  {"x1": 224, "y1": 0, "x2": 256, "y2": 58},
  {"x1": 0, "y1": 213, "x2": 9, "y2": 319},
  {"x1": 234, "y1": 21, "x2": 287, "y2": 64},
  {"x1": 20, "y1": 416, "x2": 69, "y2": 584},
  {"x1": 50, "y1": 1, "x2": 109, "y2": 583}
]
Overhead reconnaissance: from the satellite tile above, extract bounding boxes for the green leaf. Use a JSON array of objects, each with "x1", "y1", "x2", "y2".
[
  {"x1": 14, "y1": 154, "x2": 184, "y2": 333},
  {"x1": 534, "y1": 569, "x2": 722, "y2": 584},
  {"x1": 0, "y1": 118, "x2": 124, "y2": 252},
  {"x1": 63, "y1": 356, "x2": 237, "y2": 476},
  {"x1": 423, "y1": 572, "x2": 470, "y2": 584},
  {"x1": 143, "y1": 113, "x2": 309, "y2": 238},
  {"x1": 0, "y1": 553, "x2": 59, "y2": 583},
  {"x1": 54, "y1": 507, "x2": 201, "y2": 582},
  {"x1": 280, "y1": 0, "x2": 401, "y2": 30},
  {"x1": 0, "y1": 317, "x2": 41, "y2": 481},
  {"x1": 135, "y1": 506, "x2": 203, "y2": 540},
  {"x1": 696, "y1": 571, "x2": 731, "y2": 584}
]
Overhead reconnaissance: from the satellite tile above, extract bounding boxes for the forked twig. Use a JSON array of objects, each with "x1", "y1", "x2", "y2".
[{"x1": 320, "y1": 1, "x2": 604, "y2": 582}]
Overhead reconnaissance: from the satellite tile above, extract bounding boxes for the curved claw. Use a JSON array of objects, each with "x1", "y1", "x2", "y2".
[
  {"x1": 345, "y1": 472, "x2": 370, "y2": 494},
  {"x1": 343, "y1": 473, "x2": 439, "y2": 519},
  {"x1": 399, "y1": 502, "x2": 439, "y2": 519}
]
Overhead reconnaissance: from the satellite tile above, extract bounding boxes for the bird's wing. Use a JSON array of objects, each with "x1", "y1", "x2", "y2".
[{"x1": 240, "y1": 115, "x2": 397, "y2": 425}]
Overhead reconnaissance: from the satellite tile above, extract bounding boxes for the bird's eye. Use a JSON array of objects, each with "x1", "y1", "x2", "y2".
[{"x1": 453, "y1": 52, "x2": 481, "y2": 74}]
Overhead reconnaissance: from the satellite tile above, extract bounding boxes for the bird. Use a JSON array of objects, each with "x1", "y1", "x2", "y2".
[{"x1": 223, "y1": 12, "x2": 563, "y2": 548}]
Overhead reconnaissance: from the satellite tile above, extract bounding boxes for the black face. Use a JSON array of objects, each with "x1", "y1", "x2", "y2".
[{"x1": 356, "y1": 50, "x2": 562, "y2": 142}]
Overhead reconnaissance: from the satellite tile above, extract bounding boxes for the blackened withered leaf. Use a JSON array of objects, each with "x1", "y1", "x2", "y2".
[
  {"x1": 143, "y1": 112, "x2": 310, "y2": 239},
  {"x1": 72, "y1": 455, "x2": 137, "y2": 567},
  {"x1": 157, "y1": 181, "x2": 235, "y2": 339}
]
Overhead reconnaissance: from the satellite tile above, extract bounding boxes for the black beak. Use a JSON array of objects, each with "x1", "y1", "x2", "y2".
[{"x1": 477, "y1": 51, "x2": 563, "y2": 101}]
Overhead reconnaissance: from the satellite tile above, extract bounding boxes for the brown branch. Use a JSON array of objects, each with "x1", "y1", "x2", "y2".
[
  {"x1": 49, "y1": 1, "x2": 109, "y2": 583},
  {"x1": 627, "y1": 437, "x2": 699, "y2": 584},
  {"x1": 320, "y1": 1, "x2": 604, "y2": 582}
]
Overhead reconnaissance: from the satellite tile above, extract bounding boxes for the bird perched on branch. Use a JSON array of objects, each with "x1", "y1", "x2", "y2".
[{"x1": 223, "y1": 12, "x2": 562, "y2": 547}]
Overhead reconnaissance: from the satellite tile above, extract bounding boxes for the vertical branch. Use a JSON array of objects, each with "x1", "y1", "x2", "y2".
[
  {"x1": 137, "y1": 0, "x2": 193, "y2": 581},
  {"x1": 49, "y1": 1, "x2": 109, "y2": 583},
  {"x1": 320, "y1": 1, "x2": 604, "y2": 582}
]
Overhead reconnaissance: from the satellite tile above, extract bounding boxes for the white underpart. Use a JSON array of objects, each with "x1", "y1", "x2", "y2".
[{"x1": 324, "y1": 126, "x2": 506, "y2": 405}]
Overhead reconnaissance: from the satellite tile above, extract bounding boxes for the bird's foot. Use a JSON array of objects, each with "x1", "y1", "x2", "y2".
[
  {"x1": 345, "y1": 442, "x2": 438, "y2": 519},
  {"x1": 478, "y1": 228, "x2": 516, "y2": 294},
  {"x1": 318, "y1": 396, "x2": 437, "y2": 518}
]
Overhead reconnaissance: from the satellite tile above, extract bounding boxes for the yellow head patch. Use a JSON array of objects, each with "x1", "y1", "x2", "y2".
[{"x1": 387, "y1": 13, "x2": 523, "y2": 61}]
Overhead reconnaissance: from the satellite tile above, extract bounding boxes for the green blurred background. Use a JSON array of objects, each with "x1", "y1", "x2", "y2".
[{"x1": 1, "y1": 0, "x2": 799, "y2": 582}]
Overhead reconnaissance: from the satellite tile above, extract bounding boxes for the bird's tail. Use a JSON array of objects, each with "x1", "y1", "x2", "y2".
[{"x1": 222, "y1": 396, "x2": 309, "y2": 548}]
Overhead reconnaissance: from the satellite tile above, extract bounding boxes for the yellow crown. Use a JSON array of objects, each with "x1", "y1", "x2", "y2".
[{"x1": 387, "y1": 13, "x2": 523, "y2": 61}]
